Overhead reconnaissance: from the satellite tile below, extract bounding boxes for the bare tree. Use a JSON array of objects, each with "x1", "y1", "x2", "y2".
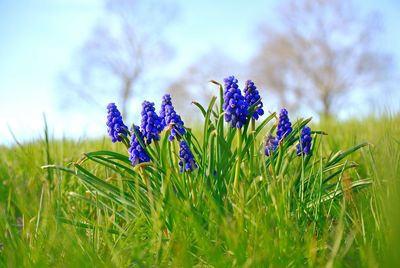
[
  {"x1": 60, "y1": 0, "x2": 176, "y2": 118},
  {"x1": 253, "y1": 0, "x2": 392, "y2": 117}
]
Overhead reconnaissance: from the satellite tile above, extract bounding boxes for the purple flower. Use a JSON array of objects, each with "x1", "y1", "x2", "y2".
[
  {"x1": 141, "y1": 101, "x2": 163, "y2": 144},
  {"x1": 265, "y1": 134, "x2": 278, "y2": 156},
  {"x1": 243, "y1": 80, "x2": 264, "y2": 120},
  {"x1": 223, "y1": 76, "x2": 249, "y2": 128},
  {"x1": 276, "y1": 108, "x2": 292, "y2": 142},
  {"x1": 159, "y1": 94, "x2": 185, "y2": 141},
  {"x1": 179, "y1": 140, "x2": 197, "y2": 172},
  {"x1": 296, "y1": 126, "x2": 312, "y2": 156},
  {"x1": 128, "y1": 126, "x2": 150, "y2": 166},
  {"x1": 106, "y1": 103, "x2": 128, "y2": 143}
]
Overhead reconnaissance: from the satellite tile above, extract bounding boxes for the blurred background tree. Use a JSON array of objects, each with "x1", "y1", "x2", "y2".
[
  {"x1": 60, "y1": 0, "x2": 176, "y2": 118},
  {"x1": 1, "y1": 0, "x2": 399, "y2": 143},
  {"x1": 58, "y1": 0, "x2": 396, "y2": 122},
  {"x1": 252, "y1": 0, "x2": 393, "y2": 117}
]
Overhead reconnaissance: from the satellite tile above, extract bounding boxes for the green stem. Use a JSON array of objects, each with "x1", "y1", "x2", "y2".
[
  {"x1": 218, "y1": 84, "x2": 224, "y2": 176},
  {"x1": 140, "y1": 167, "x2": 162, "y2": 263},
  {"x1": 171, "y1": 141, "x2": 177, "y2": 171},
  {"x1": 250, "y1": 118, "x2": 255, "y2": 176},
  {"x1": 154, "y1": 140, "x2": 162, "y2": 172},
  {"x1": 233, "y1": 128, "x2": 243, "y2": 192},
  {"x1": 188, "y1": 169, "x2": 196, "y2": 204},
  {"x1": 119, "y1": 133, "x2": 130, "y2": 150},
  {"x1": 140, "y1": 167, "x2": 155, "y2": 218},
  {"x1": 154, "y1": 140, "x2": 161, "y2": 155}
]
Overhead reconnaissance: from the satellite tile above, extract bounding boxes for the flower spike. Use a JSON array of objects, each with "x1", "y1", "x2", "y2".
[
  {"x1": 297, "y1": 126, "x2": 312, "y2": 156},
  {"x1": 128, "y1": 125, "x2": 150, "y2": 166},
  {"x1": 223, "y1": 76, "x2": 249, "y2": 128},
  {"x1": 243, "y1": 80, "x2": 264, "y2": 120},
  {"x1": 140, "y1": 101, "x2": 163, "y2": 144},
  {"x1": 179, "y1": 140, "x2": 197, "y2": 172},
  {"x1": 106, "y1": 103, "x2": 128, "y2": 143},
  {"x1": 159, "y1": 94, "x2": 186, "y2": 141},
  {"x1": 276, "y1": 108, "x2": 292, "y2": 143}
]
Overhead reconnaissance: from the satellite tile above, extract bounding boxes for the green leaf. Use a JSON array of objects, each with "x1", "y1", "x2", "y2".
[
  {"x1": 325, "y1": 142, "x2": 368, "y2": 168},
  {"x1": 192, "y1": 101, "x2": 207, "y2": 118}
]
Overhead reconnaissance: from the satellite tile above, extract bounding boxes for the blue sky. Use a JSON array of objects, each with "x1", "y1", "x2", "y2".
[{"x1": 0, "y1": 0, "x2": 399, "y2": 145}]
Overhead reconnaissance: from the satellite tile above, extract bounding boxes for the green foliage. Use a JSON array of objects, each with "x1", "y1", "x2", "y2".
[{"x1": 0, "y1": 99, "x2": 399, "y2": 266}]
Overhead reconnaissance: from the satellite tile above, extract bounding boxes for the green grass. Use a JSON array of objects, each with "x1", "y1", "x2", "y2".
[{"x1": 0, "y1": 109, "x2": 399, "y2": 267}]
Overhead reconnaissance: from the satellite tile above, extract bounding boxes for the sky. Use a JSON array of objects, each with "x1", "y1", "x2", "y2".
[{"x1": 0, "y1": 0, "x2": 399, "y2": 145}]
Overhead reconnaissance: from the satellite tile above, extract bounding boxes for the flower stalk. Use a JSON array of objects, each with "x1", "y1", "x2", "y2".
[{"x1": 233, "y1": 128, "x2": 243, "y2": 192}]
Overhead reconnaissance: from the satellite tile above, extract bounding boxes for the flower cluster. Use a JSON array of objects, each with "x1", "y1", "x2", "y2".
[
  {"x1": 107, "y1": 76, "x2": 313, "y2": 170},
  {"x1": 223, "y1": 76, "x2": 249, "y2": 128},
  {"x1": 106, "y1": 103, "x2": 128, "y2": 143},
  {"x1": 263, "y1": 108, "x2": 292, "y2": 156},
  {"x1": 128, "y1": 126, "x2": 150, "y2": 166},
  {"x1": 243, "y1": 80, "x2": 264, "y2": 120},
  {"x1": 297, "y1": 126, "x2": 312, "y2": 156},
  {"x1": 276, "y1": 108, "x2": 292, "y2": 142},
  {"x1": 179, "y1": 141, "x2": 197, "y2": 172},
  {"x1": 141, "y1": 101, "x2": 163, "y2": 144},
  {"x1": 264, "y1": 134, "x2": 278, "y2": 156},
  {"x1": 159, "y1": 94, "x2": 186, "y2": 141}
]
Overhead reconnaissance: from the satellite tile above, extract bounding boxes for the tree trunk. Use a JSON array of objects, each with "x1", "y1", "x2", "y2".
[
  {"x1": 120, "y1": 79, "x2": 133, "y2": 119},
  {"x1": 321, "y1": 91, "x2": 332, "y2": 119}
]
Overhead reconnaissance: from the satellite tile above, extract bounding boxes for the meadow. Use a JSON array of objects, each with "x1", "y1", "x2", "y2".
[{"x1": 0, "y1": 82, "x2": 399, "y2": 267}]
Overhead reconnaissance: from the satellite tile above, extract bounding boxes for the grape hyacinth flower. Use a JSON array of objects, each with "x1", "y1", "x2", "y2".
[
  {"x1": 159, "y1": 94, "x2": 186, "y2": 141},
  {"x1": 297, "y1": 126, "x2": 312, "y2": 156},
  {"x1": 264, "y1": 134, "x2": 278, "y2": 156},
  {"x1": 106, "y1": 103, "x2": 128, "y2": 143},
  {"x1": 223, "y1": 76, "x2": 249, "y2": 128},
  {"x1": 179, "y1": 141, "x2": 197, "y2": 172},
  {"x1": 243, "y1": 80, "x2": 264, "y2": 120},
  {"x1": 141, "y1": 101, "x2": 163, "y2": 144},
  {"x1": 276, "y1": 108, "x2": 292, "y2": 142},
  {"x1": 128, "y1": 126, "x2": 150, "y2": 166}
]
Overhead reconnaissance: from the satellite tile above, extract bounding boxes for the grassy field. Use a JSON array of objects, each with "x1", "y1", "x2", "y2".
[{"x1": 0, "y1": 110, "x2": 399, "y2": 267}]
